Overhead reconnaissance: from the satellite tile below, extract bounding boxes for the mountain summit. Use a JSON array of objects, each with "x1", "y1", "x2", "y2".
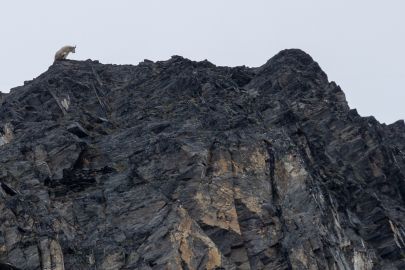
[{"x1": 0, "y1": 49, "x2": 404, "y2": 269}]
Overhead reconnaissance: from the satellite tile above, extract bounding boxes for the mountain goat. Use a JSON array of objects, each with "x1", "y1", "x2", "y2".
[{"x1": 54, "y1": 45, "x2": 76, "y2": 61}]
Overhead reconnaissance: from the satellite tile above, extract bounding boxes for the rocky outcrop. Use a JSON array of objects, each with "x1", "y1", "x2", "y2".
[
  {"x1": 0, "y1": 49, "x2": 404, "y2": 269},
  {"x1": 0, "y1": 92, "x2": 5, "y2": 106}
]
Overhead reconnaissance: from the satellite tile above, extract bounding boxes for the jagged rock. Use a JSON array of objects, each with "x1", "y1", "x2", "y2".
[
  {"x1": 0, "y1": 93, "x2": 6, "y2": 107},
  {"x1": 67, "y1": 122, "x2": 89, "y2": 138},
  {"x1": 0, "y1": 124, "x2": 13, "y2": 147},
  {"x1": 0, "y1": 49, "x2": 404, "y2": 269},
  {"x1": 0, "y1": 262, "x2": 20, "y2": 270}
]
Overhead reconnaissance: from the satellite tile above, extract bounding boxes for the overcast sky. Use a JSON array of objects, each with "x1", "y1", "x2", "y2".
[{"x1": 1, "y1": 1, "x2": 404, "y2": 124}]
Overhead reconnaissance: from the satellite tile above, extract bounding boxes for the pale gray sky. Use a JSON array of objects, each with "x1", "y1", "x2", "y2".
[{"x1": 1, "y1": 1, "x2": 404, "y2": 124}]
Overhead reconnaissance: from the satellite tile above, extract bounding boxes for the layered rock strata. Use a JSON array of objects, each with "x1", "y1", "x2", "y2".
[{"x1": 0, "y1": 50, "x2": 404, "y2": 269}]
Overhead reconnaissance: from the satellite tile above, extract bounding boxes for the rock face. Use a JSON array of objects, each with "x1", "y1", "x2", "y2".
[{"x1": 0, "y1": 49, "x2": 404, "y2": 270}]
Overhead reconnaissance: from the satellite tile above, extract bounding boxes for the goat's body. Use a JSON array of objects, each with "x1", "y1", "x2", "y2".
[{"x1": 54, "y1": 45, "x2": 76, "y2": 61}]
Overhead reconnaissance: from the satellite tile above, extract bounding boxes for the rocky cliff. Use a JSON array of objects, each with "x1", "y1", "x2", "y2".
[{"x1": 0, "y1": 49, "x2": 404, "y2": 270}]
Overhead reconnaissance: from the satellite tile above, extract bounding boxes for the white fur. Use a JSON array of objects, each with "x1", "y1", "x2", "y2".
[{"x1": 54, "y1": 45, "x2": 76, "y2": 61}]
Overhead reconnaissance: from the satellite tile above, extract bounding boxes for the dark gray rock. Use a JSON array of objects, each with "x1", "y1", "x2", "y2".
[
  {"x1": 0, "y1": 92, "x2": 6, "y2": 107},
  {"x1": 0, "y1": 262, "x2": 20, "y2": 270},
  {"x1": 0, "y1": 49, "x2": 404, "y2": 269},
  {"x1": 67, "y1": 122, "x2": 89, "y2": 138}
]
